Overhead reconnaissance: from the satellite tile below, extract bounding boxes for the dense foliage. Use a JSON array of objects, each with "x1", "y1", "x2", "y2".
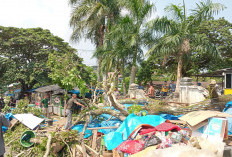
[
  {"x1": 0, "y1": 26, "x2": 75, "y2": 98},
  {"x1": 47, "y1": 52, "x2": 97, "y2": 97}
]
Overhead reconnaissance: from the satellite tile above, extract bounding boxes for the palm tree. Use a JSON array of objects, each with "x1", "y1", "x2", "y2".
[
  {"x1": 69, "y1": 0, "x2": 120, "y2": 82},
  {"x1": 93, "y1": 29, "x2": 132, "y2": 94},
  {"x1": 146, "y1": 0, "x2": 225, "y2": 92},
  {"x1": 115, "y1": 0, "x2": 154, "y2": 85}
]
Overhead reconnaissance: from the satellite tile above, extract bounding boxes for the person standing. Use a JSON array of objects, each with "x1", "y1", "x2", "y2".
[
  {"x1": 41, "y1": 94, "x2": 50, "y2": 118},
  {"x1": 147, "y1": 83, "x2": 155, "y2": 98},
  {"x1": 64, "y1": 94, "x2": 85, "y2": 130},
  {"x1": 161, "y1": 81, "x2": 169, "y2": 97},
  {"x1": 0, "y1": 113, "x2": 11, "y2": 157},
  {"x1": 169, "y1": 80, "x2": 176, "y2": 93}
]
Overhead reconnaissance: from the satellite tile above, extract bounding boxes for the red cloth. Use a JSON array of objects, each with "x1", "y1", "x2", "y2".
[
  {"x1": 116, "y1": 140, "x2": 145, "y2": 154},
  {"x1": 139, "y1": 128, "x2": 157, "y2": 135},
  {"x1": 155, "y1": 122, "x2": 181, "y2": 132}
]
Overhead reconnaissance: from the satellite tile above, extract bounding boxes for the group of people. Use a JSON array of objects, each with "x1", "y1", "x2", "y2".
[{"x1": 147, "y1": 80, "x2": 176, "y2": 98}]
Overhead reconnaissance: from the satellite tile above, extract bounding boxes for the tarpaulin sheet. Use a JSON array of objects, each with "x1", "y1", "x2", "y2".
[
  {"x1": 223, "y1": 101, "x2": 232, "y2": 135},
  {"x1": 104, "y1": 114, "x2": 165, "y2": 150},
  {"x1": 72, "y1": 124, "x2": 93, "y2": 138},
  {"x1": 72, "y1": 117, "x2": 122, "y2": 137},
  {"x1": 223, "y1": 101, "x2": 232, "y2": 112},
  {"x1": 159, "y1": 114, "x2": 183, "y2": 120},
  {"x1": 98, "y1": 120, "x2": 121, "y2": 134}
]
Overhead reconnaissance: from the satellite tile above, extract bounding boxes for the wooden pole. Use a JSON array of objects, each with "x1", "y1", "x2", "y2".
[
  {"x1": 44, "y1": 134, "x2": 52, "y2": 157},
  {"x1": 81, "y1": 115, "x2": 90, "y2": 157}
]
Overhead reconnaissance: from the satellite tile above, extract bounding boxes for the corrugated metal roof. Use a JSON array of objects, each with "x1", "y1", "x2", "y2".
[{"x1": 35, "y1": 85, "x2": 62, "y2": 93}]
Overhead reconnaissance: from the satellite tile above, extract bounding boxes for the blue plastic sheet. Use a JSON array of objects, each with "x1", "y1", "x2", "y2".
[
  {"x1": 223, "y1": 101, "x2": 232, "y2": 135},
  {"x1": 5, "y1": 113, "x2": 14, "y2": 120},
  {"x1": 104, "y1": 114, "x2": 165, "y2": 150},
  {"x1": 98, "y1": 120, "x2": 121, "y2": 134},
  {"x1": 159, "y1": 114, "x2": 183, "y2": 120},
  {"x1": 223, "y1": 101, "x2": 232, "y2": 112},
  {"x1": 72, "y1": 124, "x2": 93, "y2": 138}
]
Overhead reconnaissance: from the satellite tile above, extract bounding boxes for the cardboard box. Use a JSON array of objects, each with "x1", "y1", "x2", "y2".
[
  {"x1": 179, "y1": 111, "x2": 232, "y2": 127},
  {"x1": 192, "y1": 117, "x2": 228, "y2": 141}
]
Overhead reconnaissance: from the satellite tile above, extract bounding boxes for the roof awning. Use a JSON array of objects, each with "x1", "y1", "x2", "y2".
[
  {"x1": 193, "y1": 68, "x2": 232, "y2": 78},
  {"x1": 35, "y1": 85, "x2": 62, "y2": 93}
]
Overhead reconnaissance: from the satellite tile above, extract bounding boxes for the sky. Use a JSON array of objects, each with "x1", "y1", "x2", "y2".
[{"x1": 0, "y1": 0, "x2": 231, "y2": 66}]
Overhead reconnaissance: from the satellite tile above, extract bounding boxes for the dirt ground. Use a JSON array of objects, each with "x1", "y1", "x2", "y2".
[{"x1": 5, "y1": 114, "x2": 68, "y2": 156}]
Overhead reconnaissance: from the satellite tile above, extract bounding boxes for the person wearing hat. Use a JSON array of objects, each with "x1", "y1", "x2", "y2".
[{"x1": 208, "y1": 79, "x2": 218, "y2": 102}]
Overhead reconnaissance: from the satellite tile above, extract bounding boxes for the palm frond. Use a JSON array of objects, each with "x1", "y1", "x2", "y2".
[
  {"x1": 190, "y1": 0, "x2": 225, "y2": 24},
  {"x1": 164, "y1": 4, "x2": 184, "y2": 22},
  {"x1": 146, "y1": 16, "x2": 179, "y2": 35}
]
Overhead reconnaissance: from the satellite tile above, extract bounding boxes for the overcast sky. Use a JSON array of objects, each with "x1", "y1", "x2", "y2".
[{"x1": 0, "y1": 0, "x2": 231, "y2": 66}]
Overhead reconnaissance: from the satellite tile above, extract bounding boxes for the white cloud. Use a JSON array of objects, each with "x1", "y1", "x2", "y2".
[{"x1": 0, "y1": 0, "x2": 96, "y2": 66}]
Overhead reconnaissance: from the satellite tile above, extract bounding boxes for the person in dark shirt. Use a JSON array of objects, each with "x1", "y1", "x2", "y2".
[
  {"x1": 64, "y1": 94, "x2": 85, "y2": 130},
  {"x1": 0, "y1": 113, "x2": 11, "y2": 157},
  {"x1": 169, "y1": 80, "x2": 176, "y2": 93},
  {"x1": 41, "y1": 95, "x2": 50, "y2": 118}
]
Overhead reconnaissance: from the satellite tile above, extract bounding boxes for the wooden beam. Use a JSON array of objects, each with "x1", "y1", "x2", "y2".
[
  {"x1": 87, "y1": 126, "x2": 119, "y2": 130},
  {"x1": 76, "y1": 145, "x2": 90, "y2": 157},
  {"x1": 85, "y1": 144, "x2": 99, "y2": 156},
  {"x1": 169, "y1": 120, "x2": 186, "y2": 125},
  {"x1": 92, "y1": 130, "x2": 98, "y2": 150}
]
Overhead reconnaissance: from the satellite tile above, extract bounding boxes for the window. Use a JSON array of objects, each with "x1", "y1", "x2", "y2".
[{"x1": 226, "y1": 74, "x2": 231, "y2": 88}]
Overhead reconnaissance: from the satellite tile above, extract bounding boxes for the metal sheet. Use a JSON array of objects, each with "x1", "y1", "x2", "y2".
[{"x1": 14, "y1": 114, "x2": 44, "y2": 130}]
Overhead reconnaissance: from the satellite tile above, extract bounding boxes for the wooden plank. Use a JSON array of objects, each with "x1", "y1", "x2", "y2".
[
  {"x1": 9, "y1": 119, "x2": 18, "y2": 129},
  {"x1": 76, "y1": 145, "x2": 90, "y2": 157},
  {"x1": 87, "y1": 126, "x2": 119, "y2": 130},
  {"x1": 92, "y1": 130, "x2": 98, "y2": 150},
  {"x1": 85, "y1": 144, "x2": 99, "y2": 156},
  {"x1": 169, "y1": 120, "x2": 187, "y2": 125}
]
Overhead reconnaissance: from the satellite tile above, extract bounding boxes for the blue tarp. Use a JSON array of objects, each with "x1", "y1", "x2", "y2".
[
  {"x1": 25, "y1": 88, "x2": 38, "y2": 93},
  {"x1": 72, "y1": 124, "x2": 94, "y2": 138},
  {"x1": 14, "y1": 89, "x2": 21, "y2": 93},
  {"x1": 104, "y1": 114, "x2": 166, "y2": 150},
  {"x1": 223, "y1": 101, "x2": 232, "y2": 135},
  {"x1": 159, "y1": 114, "x2": 183, "y2": 120},
  {"x1": 72, "y1": 114, "x2": 122, "y2": 137}
]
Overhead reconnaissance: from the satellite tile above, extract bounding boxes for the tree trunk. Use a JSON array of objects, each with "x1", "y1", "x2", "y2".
[
  {"x1": 18, "y1": 81, "x2": 27, "y2": 99},
  {"x1": 121, "y1": 60, "x2": 126, "y2": 95},
  {"x1": 129, "y1": 47, "x2": 138, "y2": 86},
  {"x1": 176, "y1": 38, "x2": 190, "y2": 93},
  {"x1": 129, "y1": 66, "x2": 136, "y2": 86},
  {"x1": 97, "y1": 25, "x2": 105, "y2": 82},
  {"x1": 176, "y1": 56, "x2": 183, "y2": 93},
  {"x1": 97, "y1": 58, "x2": 102, "y2": 82}
]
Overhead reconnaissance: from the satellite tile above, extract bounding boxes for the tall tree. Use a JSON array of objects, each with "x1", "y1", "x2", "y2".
[
  {"x1": 197, "y1": 18, "x2": 232, "y2": 70},
  {"x1": 69, "y1": 0, "x2": 120, "y2": 82},
  {"x1": 146, "y1": 0, "x2": 225, "y2": 92},
  {"x1": 121, "y1": 0, "x2": 153, "y2": 85},
  {"x1": 0, "y1": 26, "x2": 75, "y2": 99}
]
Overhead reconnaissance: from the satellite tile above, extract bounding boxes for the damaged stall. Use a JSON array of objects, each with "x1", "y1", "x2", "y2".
[{"x1": 35, "y1": 85, "x2": 65, "y2": 116}]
